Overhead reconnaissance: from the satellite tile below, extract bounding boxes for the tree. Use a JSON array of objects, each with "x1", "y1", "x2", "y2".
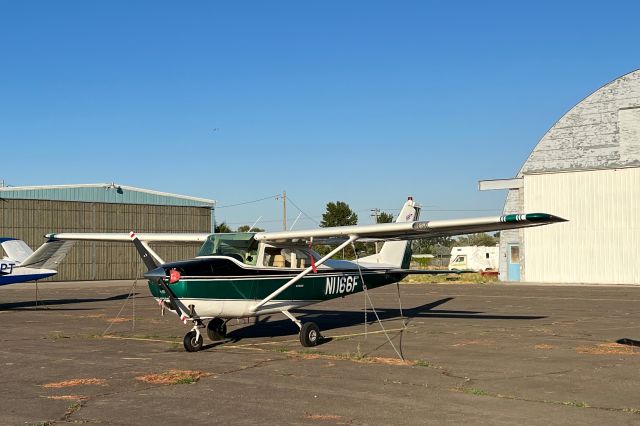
[
  {"x1": 413, "y1": 236, "x2": 455, "y2": 254},
  {"x1": 318, "y1": 201, "x2": 358, "y2": 259},
  {"x1": 237, "y1": 225, "x2": 265, "y2": 232},
  {"x1": 214, "y1": 222, "x2": 232, "y2": 233},
  {"x1": 455, "y1": 233, "x2": 499, "y2": 246},
  {"x1": 377, "y1": 211, "x2": 394, "y2": 223},
  {"x1": 320, "y1": 201, "x2": 358, "y2": 227}
]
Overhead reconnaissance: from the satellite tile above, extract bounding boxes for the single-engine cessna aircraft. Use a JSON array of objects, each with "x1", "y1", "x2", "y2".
[
  {"x1": 47, "y1": 198, "x2": 565, "y2": 352},
  {"x1": 0, "y1": 238, "x2": 75, "y2": 286}
]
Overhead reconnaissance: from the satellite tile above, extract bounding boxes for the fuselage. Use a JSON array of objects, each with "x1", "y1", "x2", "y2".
[
  {"x1": 0, "y1": 260, "x2": 56, "y2": 286},
  {"x1": 147, "y1": 255, "x2": 407, "y2": 318}
]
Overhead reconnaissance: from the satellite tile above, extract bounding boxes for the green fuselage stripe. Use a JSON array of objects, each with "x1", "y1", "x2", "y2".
[{"x1": 148, "y1": 271, "x2": 406, "y2": 302}]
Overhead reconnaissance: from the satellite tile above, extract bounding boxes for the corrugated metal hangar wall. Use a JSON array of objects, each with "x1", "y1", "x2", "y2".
[
  {"x1": 498, "y1": 70, "x2": 640, "y2": 284},
  {"x1": 0, "y1": 184, "x2": 214, "y2": 281}
]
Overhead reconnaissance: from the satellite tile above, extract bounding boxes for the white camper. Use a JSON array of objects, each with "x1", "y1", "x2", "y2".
[{"x1": 448, "y1": 246, "x2": 499, "y2": 271}]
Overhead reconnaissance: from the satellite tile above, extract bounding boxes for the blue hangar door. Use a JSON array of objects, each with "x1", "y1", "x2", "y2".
[{"x1": 507, "y1": 244, "x2": 521, "y2": 281}]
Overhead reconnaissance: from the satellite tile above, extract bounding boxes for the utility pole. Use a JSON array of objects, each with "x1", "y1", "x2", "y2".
[
  {"x1": 282, "y1": 190, "x2": 287, "y2": 231},
  {"x1": 371, "y1": 208, "x2": 380, "y2": 253},
  {"x1": 370, "y1": 208, "x2": 380, "y2": 223}
]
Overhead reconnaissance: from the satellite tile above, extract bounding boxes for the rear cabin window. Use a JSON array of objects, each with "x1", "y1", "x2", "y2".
[{"x1": 264, "y1": 246, "x2": 315, "y2": 268}]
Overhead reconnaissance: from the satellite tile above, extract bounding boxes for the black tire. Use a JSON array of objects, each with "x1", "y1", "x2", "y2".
[
  {"x1": 299, "y1": 322, "x2": 321, "y2": 347},
  {"x1": 183, "y1": 331, "x2": 204, "y2": 352},
  {"x1": 207, "y1": 318, "x2": 227, "y2": 341}
]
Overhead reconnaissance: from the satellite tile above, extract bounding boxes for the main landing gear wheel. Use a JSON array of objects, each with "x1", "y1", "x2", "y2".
[
  {"x1": 183, "y1": 330, "x2": 204, "y2": 352},
  {"x1": 207, "y1": 318, "x2": 227, "y2": 341},
  {"x1": 299, "y1": 322, "x2": 321, "y2": 347}
]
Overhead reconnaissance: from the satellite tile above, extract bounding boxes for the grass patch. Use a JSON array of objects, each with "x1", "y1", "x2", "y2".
[
  {"x1": 136, "y1": 369, "x2": 210, "y2": 385},
  {"x1": 298, "y1": 349, "x2": 323, "y2": 355},
  {"x1": 562, "y1": 400, "x2": 589, "y2": 408},
  {"x1": 413, "y1": 359, "x2": 431, "y2": 367},
  {"x1": 166, "y1": 342, "x2": 183, "y2": 352},
  {"x1": 174, "y1": 377, "x2": 198, "y2": 384},
  {"x1": 273, "y1": 347, "x2": 290, "y2": 353},
  {"x1": 47, "y1": 332, "x2": 72, "y2": 340},
  {"x1": 461, "y1": 387, "x2": 489, "y2": 396},
  {"x1": 65, "y1": 402, "x2": 82, "y2": 415},
  {"x1": 403, "y1": 272, "x2": 498, "y2": 285},
  {"x1": 576, "y1": 343, "x2": 639, "y2": 355},
  {"x1": 42, "y1": 378, "x2": 106, "y2": 388},
  {"x1": 304, "y1": 414, "x2": 344, "y2": 421},
  {"x1": 46, "y1": 395, "x2": 88, "y2": 401}
]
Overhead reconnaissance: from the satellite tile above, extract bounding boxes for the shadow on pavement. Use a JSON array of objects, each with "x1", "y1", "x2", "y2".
[
  {"x1": 224, "y1": 297, "x2": 547, "y2": 343},
  {"x1": 0, "y1": 293, "x2": 137, "y2": 311}
]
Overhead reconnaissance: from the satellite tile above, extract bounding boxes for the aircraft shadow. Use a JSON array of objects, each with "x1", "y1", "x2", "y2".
[
  {"x1": 0, "y1": 293, "x2": 137, "y2": 311},
  {"x1": 224, "y1": 297, "x2": 547, "y2": 343}
]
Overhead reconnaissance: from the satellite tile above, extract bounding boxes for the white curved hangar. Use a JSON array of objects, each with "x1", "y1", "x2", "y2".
[{"x1": 492, "y1": 70, "x2": 640, "y2": 284}]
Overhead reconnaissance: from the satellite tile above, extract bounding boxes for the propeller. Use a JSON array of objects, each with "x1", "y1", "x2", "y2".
[{"x1": 130, "y1": 232, "x2": 185, "y2": 319}]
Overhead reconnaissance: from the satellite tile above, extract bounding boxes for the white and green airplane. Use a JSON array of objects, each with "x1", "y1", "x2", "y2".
[{"x1": 47, "y1": 198, "x2": 565, "y2": 352}]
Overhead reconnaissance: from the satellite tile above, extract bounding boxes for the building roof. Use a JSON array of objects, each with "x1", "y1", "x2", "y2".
[
  {"x1": 519, "y1": 69, "x2": 640, "y2": 175},
  {"x1": 0, "y1": 183, "x2": 215, "y2": 208}
]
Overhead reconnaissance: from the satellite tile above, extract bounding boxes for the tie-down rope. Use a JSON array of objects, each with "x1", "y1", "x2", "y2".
[
  {"x1": 102, "y1": 263, "x2": 139, "y2": 336},
  {"x1": 352, "y1": 242, "x2": 405, "y2": 361}
]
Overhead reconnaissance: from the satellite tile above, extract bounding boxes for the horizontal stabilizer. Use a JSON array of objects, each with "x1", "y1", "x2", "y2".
[
  {"x1": 20, "y1": 240, "x2": 76, "y2": 269},
  {"x1": 0, "y1": 238, "x2": 33, "y2": 263}
]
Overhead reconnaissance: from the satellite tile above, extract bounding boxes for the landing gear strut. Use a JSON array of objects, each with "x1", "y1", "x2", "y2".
[{"x1": 207, "y1": 318, "x2": 228, "y2": 341}]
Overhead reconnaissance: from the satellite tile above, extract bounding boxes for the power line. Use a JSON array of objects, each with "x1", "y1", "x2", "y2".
[
  {"x1": 216, "y1": 194, "x2": 280, "y2": 209},
  {"x1": 286, "y1": 195, "x2": 320, "y2": 226}
]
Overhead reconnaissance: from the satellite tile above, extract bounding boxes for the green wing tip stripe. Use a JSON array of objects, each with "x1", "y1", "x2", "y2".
[
  {"x1": 501, "y1": 214, "x2": 523, "y2": 223},
  {"x1": 500, "y1": 213, "x2": 566, "y2": 223}
]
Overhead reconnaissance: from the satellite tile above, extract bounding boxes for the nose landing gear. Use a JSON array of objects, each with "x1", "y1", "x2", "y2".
[{"x1": 183, "y1": 320, "x2": 205, "y2": 352}]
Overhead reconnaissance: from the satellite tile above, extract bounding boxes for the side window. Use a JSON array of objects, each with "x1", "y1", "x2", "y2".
[
  {"x1": 264, "y1": 247, "x2": 284, "y2": 267},
  {"x1": 263, "y1": 247, "x2": 312, "y2": 268}
]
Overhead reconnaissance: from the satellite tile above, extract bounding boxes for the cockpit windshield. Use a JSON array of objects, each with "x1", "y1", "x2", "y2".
[{"x1": 198, "y1": 233, "x2": 259, "y2": 265}]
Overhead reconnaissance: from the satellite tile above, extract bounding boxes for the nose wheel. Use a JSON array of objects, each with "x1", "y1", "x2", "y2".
[{"x1": 183, "y1": 330, "x2": 204, "y2": 352}]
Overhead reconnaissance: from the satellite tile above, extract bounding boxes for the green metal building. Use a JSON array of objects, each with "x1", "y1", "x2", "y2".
[{"x1": 0, "y1": 183, "x2": 215, "y2": 281}]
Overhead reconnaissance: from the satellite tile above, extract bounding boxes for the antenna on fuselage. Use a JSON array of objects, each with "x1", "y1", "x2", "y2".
[{"x1": 248, "y1": 216, "x2": 263, "y2": 232}]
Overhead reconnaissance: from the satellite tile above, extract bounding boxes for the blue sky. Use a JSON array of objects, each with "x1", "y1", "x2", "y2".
[{"x1": 1, "y1": 1, "x2": 639, "y2": 230}]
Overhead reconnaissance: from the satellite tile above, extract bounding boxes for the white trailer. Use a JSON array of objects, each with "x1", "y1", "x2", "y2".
[{"x1": 448, "y1": 246, "x2": 499, "y2": 271}]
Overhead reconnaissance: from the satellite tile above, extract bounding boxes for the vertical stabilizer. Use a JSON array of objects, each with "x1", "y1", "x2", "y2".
[
  {"x1": 0, "y1": 239, "x2": 33, "y2": 263},
  {"x1": 359, "y1": 198, "x2": 420, "y2": 268}
]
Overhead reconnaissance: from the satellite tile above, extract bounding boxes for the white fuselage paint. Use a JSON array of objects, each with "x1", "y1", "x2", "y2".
[
  {"x1": 0, "y1": 259, "x2": 57, "y2": 285},
  {"x1": 164, "y1": 298, "x2": 317, "y2": 319}
]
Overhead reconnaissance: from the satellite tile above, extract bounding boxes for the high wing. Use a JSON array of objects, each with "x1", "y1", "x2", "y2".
[
  {"x1": 255, "y1": 213, "x2": 567, "y2": 243},
  {"x1": 45, "y1": 233, "x2": 210, "y2": 243}
]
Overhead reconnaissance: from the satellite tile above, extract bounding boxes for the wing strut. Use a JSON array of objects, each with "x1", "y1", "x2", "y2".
[{"x1": 250, "y1": 235, "x2": 359, "y2": 313}]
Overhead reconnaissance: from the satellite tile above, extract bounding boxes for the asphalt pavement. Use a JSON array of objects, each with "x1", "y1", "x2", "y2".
[{"x1": 1, "y1": 280, "x2": 639, "y2": 425}]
